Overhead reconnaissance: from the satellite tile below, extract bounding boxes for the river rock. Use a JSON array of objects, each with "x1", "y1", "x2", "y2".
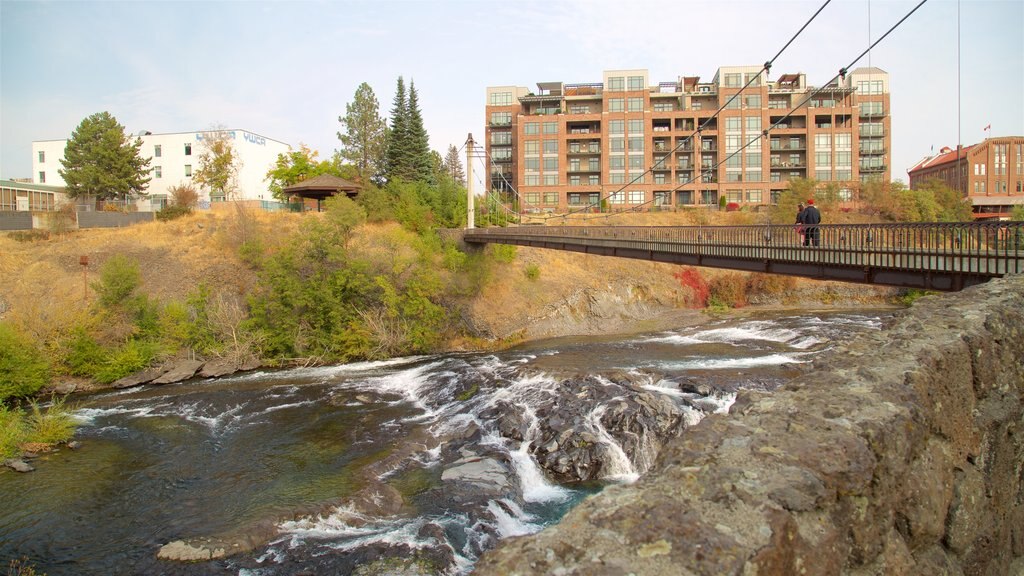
[
  {"x1": 112, "y1": 366, "x2": 168, "y2": 389},
  {"x1": 197, "y1": 358, "x2": 238, "y2": 378},
  {"x1": 4, "y1": 459, "x2": 34, "y2": 473},
  {"x1": 441, "y1": 456, "x2": 513, "y2": 496},
  {"x1": 152, "y1": 359, "x2": 205, "y2": 384},
  {"x1": 157, "y1": 539, "x2": 226, "y2": 561}
]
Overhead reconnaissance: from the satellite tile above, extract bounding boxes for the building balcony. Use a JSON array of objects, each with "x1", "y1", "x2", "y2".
[
  {"x1": 860, "y1": 147, "x2": 886, "y2": 155},
  {"x1": 567, "y1": 166, "x2": 601, "y2": 174},
  {"x1": 859, "y1": 109, "x2": 886, "y2": 118},
  {"x1": 770, "y1": 141, "x2": 806, "y2": 151},
  {"x1": 860, "y1": 164, "x2": 887, "y2": 172},
  {"x1": 771, "y1": 163, "x2": 806, "y2": 169},
  {"x1": 488, "y1": 119, "x2": 512, "y2": 127}
]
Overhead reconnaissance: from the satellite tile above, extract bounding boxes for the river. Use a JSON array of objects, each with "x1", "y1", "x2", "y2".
[{"x1": 0, "y1": 310, "x2": 891, "y2": 575}]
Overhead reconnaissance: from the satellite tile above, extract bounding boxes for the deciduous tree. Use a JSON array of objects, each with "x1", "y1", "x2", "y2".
[
  {"x1": 59, "y1": 111, "x2": 151, "y2": 201},
  {"x1": 266, "y1": 144, "x2": 342, "y2": 201},
  {"x1": 193, "y1": 128, "x2": 242, "y2": 201}
]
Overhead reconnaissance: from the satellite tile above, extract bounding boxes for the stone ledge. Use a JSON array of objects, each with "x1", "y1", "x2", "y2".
[{"x1": 475, "y1": 274, "x2": 1024, "y2": 575}]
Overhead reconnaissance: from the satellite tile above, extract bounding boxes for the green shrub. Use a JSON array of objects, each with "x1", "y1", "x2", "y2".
[
  {"x1": 27, "y1": 396, "x2": 76, "y2": 445},
  {"x1": 895, "y1": 289, "x2": 933, "y2": 307},
  {"x1": 0, "y1": 404, "x2": 26, "y2": 459},
  {"x1": 708, "y1": 272, "x2": 748, "y2": 308},
  {"x1": 0, "y1": 323, "x2": 51, "y2": 402},
  {"x1": 94, "y1": 339, "x2": 158, "y2": 384},
  {"x1": 63, "y1": 328, "x2": 105, "y2": 377},
  {"x1": 490, "y1": 244, "x2": 516, "y2": 263},
  {"x1": 94, "y1": 255, "x2": 141, "y2": 307},
  {"x1": 524, "y1": 263, "x2": 540, "y2": 280},
  {"x1": 155, "y1": 204, "x2": 193, "y2": 221}
]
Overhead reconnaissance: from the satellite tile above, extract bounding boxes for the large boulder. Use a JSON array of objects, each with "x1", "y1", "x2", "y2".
[{"x1": 151, "y1": 359, "x2": 205, "y2": 385}]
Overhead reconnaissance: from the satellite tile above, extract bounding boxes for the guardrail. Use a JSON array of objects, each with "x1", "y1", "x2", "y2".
[{"x1": 463, "y1": 222, "x2": 1024, "y2": 291}]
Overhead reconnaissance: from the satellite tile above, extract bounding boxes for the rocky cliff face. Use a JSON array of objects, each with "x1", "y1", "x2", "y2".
[{"x1": 474, "y1": 274, "x2": 1024, "y2": 575}]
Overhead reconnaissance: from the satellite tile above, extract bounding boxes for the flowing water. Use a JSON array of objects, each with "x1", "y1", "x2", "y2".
[{"x1": 0, "y1": 310, "x2": 891, "y2": 575}]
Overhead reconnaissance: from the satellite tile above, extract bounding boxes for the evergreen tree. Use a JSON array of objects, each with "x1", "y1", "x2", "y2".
[
  {"x1": 442, "y1": 144, "x2": 465, "y2": 186},
  {"x1": 384, "y1": 77, "x2": 412, "y2": 181},
  {"x1": 406, "y1": 81, "x2": 433, "y2": 182},
  {"x1": 337, "y1": 82, "x2": 387, "y2": 182},
  {"x1": 59, "y1": 111, "x2": 152, "y2": 201}
]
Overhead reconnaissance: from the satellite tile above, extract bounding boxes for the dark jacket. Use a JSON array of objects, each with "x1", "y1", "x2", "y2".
[{"x1": 799, "y1": 205, "x2": 821, "y2": 225}]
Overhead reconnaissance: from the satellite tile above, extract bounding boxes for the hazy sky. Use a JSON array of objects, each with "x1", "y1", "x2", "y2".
[{"x1": 2, "y1": 0, "x2": 1022, "y2": 186}]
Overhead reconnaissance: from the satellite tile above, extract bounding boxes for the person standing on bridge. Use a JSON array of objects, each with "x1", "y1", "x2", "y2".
[
  {"x1": 799, "y1": 199, "x2": 821, "y2": 246},
  {"x1": 795, "y1": 203, "x2": 805, "y2": 245}
]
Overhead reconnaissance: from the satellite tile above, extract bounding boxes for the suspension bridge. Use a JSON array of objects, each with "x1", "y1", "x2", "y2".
[{"x1": 462, "y1": 221, "x2": 1024, "y2": 291}]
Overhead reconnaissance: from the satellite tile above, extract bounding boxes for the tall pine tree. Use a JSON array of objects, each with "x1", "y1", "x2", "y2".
[
  {"x1": 337, "y1": 82, "x2": 387, "y2": 182},
  {"x1": 442, "y1": 144, "x2": 465, "y2": 186},
  {"x1": 406, "y1": 81, "x2": 433, "y2": 182},
  {"x1": 384, "y1": 77, "x2": 412, "y2": 181}
]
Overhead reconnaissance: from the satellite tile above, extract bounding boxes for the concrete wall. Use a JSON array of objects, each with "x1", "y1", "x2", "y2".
[
  {"x1": 0, "y1": 212, "x2": 32, "y2": 231},
  {"x1": 77, "y1": 211, "x2": 154, "y2": 229},
  {"x1": 476, "y1": 273, "x2": 1024, "y2": 575}
]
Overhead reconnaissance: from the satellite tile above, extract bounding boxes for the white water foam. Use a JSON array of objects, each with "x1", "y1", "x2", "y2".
[
  {"x1": 486, "y1": 499, "x2": 541, "y2": 537},
  {"x1": 587, "y1": 403, "x2": 639, "y2": 483},
  {"x1": 657, "y1": 353, "x2": 806, "y2": 370}
]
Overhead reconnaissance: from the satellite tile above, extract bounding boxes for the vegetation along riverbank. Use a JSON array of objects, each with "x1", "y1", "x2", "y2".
[{"x1": 3, "y1": 175, "x2": 980, "y2": 466}]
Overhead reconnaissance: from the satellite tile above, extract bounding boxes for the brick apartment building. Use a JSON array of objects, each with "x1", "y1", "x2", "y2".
[
  {"x1": 484, "y1": 66, "x2": 891, "y2": 213},
  {"x1": 907, "y1": 136, "x2": 1024, "y2": 220}
]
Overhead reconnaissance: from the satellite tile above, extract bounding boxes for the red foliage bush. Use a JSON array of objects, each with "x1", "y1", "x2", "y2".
[
  {"x1": 673, "y1": 267, "x2": 709, "y2": 308},
  {"x1": 726, "y1": 202, "x2": 740, "y2": 212}
]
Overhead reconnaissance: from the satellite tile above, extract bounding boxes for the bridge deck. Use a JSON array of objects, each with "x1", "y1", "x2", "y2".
[{"x1": 463, "y1": 222, "x2": 1024, "y2": 291}]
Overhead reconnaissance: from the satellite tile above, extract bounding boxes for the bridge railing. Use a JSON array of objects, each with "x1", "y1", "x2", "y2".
[{"x1": 464, "y1": 222, "x2": 1024, "y2": 279}]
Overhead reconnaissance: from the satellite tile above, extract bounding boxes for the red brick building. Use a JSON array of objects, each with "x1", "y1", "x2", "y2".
[
  {"x1": 908, "y1": 136, "x2": 1024, "y2": 219},
  {"x1": 484, "y1": 66, "x2": 891, "y2": 213}
]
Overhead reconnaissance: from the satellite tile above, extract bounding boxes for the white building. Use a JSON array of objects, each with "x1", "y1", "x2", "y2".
[{"x1": 32, "y1": 129, "x2": 291, "y2": 210}]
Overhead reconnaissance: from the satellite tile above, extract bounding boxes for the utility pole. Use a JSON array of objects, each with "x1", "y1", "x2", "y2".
[{"x1": 465, "y1": 133, "x2": 475, "y2": 230}]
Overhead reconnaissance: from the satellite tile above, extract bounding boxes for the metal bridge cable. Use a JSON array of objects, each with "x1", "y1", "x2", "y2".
[
  {"x1": 544, "y1": 0, "x2": 833, "y2": 222},
  {"x1": 473, "y1": 142, "x2": 548, "y2": 216},
  {"x1": 665, "y1": 0, "x2": 928, "y2": 199}
]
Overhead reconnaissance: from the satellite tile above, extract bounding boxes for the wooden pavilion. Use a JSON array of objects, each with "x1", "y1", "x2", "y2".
[{"x1": 282, "y1": 174, "x2": 362, "y2": 211}]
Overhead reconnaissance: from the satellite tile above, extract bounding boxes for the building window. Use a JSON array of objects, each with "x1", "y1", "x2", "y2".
[
  {"x1": 491, "y1": 131, "x2": 511, "y2": 145},
  {"x1": 185, "y1": 143, "x2": 192, "y2": 155},
  {"x1": 588, "y1": 158, "x2": 600, "y2": 171},
  {"x1": 609, "y1": 191, "x2": 626, "y2": 204},
  {"x1": 588, "y1": 175, "x2": 600, "y2": 185},
  {"x1": 816, "y1": 169, "x2": 832, "y2": 181},
  {"x1": 524, "y1": 122, "x2": 539, "y2": 135},
  {"x1": 543, "y1": 140, "x2": 558, "y2": 154},
  {"x1": 627, "y1": 138, "x2": 643, "y2": 152},
  {"x1": 489, "y1": 91, "x2": 513, "y2": 106},
  {"x1": 525, "y1": 158, "x2": 540, "y2": 172},
  {"x1": 608, "y1": 76, "x2": 624, "y2": 92},
  {"x1": 743, "y1": 94, "x2": 761, "y2": 109},
  {"x1": 154, "y1": 166, "x2": 162, "y2": 178},
  {"x1": 629, "y1": 155, "x2": 643, "y2": 169},
  {"x1": 544, "y1": 174, "x2": 558, "y2": 185},
  {"x1": 154, "y1": 144, "x2": 162, "y2": 158},
  {"x1": 723, "y1": 73, "x2": 742, "y2": 87},
  {"x1": 994, "y1": 144, "x2": 1008, "y2": 175},
  {"x1": 525, "y1": 175, "x2": 539, "y2": 186},
  {"x1": 630, "y1": 171, "x2": 645, "y2": 184},
  {"x1": 746, "y1": 189, "x2": 763, "y2": 203},
  {"x1": 628, "y1": 190, "x2": 644, "y2": 203},
  {"x1": 725, "y1": 117, "x2": 742, "y2": 132},
  {"x1": 543, "y1": 158, "x2": 558, "y2": 171},
  {"x1": 628, "y1": 76, "x2": 644, "y2": 90},
  {"x1": 185, "y1": 164, "x2": 192, "y2": 177},
  {"x1": 627, "y1": 97, "x2": 643, "y2": 112},
  {"x1": 814, "y1": 134, "x2": 832, "y2": 150},
  {"x1": 610, "y1": 138, "x2": 624, "y2": 152},
  {"x1": 974, "y1": 163, "x2": 986, "y2": 176},
  {"x1": 492, "y1": 148, "x2": 512, "y2": 160},
  {"x1": 490, "y1": 111, "x2": 512, "y2": 126},
  {"x1": 543, "y1": 122, "x2": 558, "y2": 134},
  {"x1": 745, "y1": 116, "x2": 761, "y2": 132},
  {"x1": 653, "y1": 101, "x2": 674, "y2": 112},
  {"x1": 544, "y1": 192, "x2": 558, "y2": 204},
  {"x1": 835, "y1": 133, "x2": 852, "y2": 151},
  {"x1": 609, "y1": 120, "x2": 624, "y2": 135},
  {"x1": 569, "y1": 105, "x2": 590, "y2": 114},
  {"x1": 524, "y1": 140, "x2": 539, "y2": 155},
  {"x1": 570, "y1": 175, "x2": 581, "y2": 186},
  {"x1": 609, "y1": 173, "x2": 625, "y2": 184},
  {"x1": 608, "y1": 98, "x2": 624, "y2": 112},
  {"x1": 627, "y1": 119, "x2": 643, "y2": 134},
  {"x1": 609, "y1": 156, "x2": 625, "y2": 170},
  {"x1": 38, "y1": 171, "x2": 45, "y2": 183},
  {"x1": 815, "y1": 152, "x2": 831, "y2": 166},
  {"x1": 857, "y1": 80, "x2": 884, "y2": 95},
  {"x1": 38, "y1": 151, "x2": 45, "y2": 163},
  {"x1": 726, "y1": 190, "x2": 743, "y2": 203},
  {"x1": 525, "y1": 193, "x2": 541, "y2": 205}
]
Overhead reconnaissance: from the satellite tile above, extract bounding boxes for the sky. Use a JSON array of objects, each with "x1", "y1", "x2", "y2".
[{"x1": 2, "y1": 0, "x2": 1022, "y2": 186}]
